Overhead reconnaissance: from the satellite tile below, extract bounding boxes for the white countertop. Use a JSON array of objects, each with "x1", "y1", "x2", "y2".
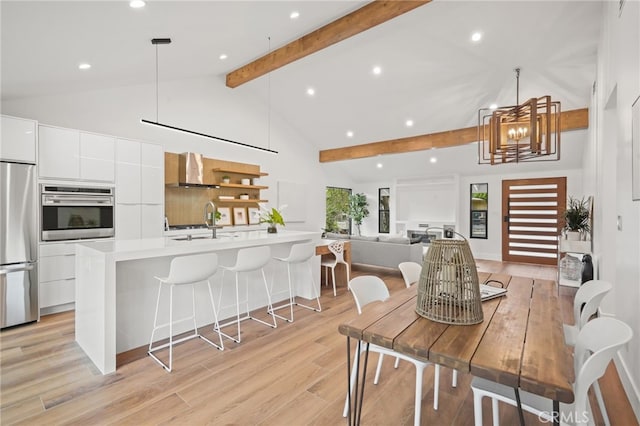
[{"x1": 77, "y1": 230, "x2": 322, "y2": 262}]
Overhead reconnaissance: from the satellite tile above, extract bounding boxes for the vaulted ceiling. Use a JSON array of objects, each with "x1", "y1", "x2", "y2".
[{"x1": 1, "y1": 1, "x2": 602, "y2": 182}]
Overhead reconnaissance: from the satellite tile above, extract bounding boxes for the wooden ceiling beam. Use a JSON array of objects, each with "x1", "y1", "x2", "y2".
[
  {"x1": 225, "y1": 1, "x2": 431, "y2": 88},
  {"x1": 319, "y1": 108, "x2": 589, "y2": 163}
]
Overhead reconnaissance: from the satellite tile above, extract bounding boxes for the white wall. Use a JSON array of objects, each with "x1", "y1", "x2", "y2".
[
  {"x1": 459, "y1": 168, "x2": 583, "y2": 261},
  {"x1": 588, "y1": 0, "x2": 640, "y2": 418},
  {"x1": 1, "y1": 76, "x2": 352, "y2": 234},
  {"x1": 351, "y1": 181, "x2": 392, "y2": 236}
]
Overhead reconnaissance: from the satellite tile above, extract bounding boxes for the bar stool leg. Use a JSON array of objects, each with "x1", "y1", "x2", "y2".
[
  {"x1": 295, "y1": 261, "x2": 322, "y2": 312},
  {"x1": 149, "y1": 281, "x2": 163, "y2": 354},
  {"x1": 168, "y1": 285, "x2": 174, "y2": 372},
  {"x1": 250, "y1": 268, "x2": 277, "y2": 328},
  {"x1": 286, "y1": 264, "x2": 294, "y2": 321}
]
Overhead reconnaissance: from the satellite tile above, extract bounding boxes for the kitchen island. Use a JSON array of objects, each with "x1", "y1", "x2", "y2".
[{"x1": 75, "y1": 230, "x2": 321, "y2": 374}]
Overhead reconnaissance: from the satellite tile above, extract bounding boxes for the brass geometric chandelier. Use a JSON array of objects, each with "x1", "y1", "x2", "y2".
[{"x1": 478, "y1": 68, "x2": 561, "y2": 165}]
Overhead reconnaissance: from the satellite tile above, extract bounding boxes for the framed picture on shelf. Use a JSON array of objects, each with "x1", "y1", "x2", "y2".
[
  {"x1": 247, "y1": 207, "x2": 260, "y2": 225},
  {"x1": 233, "y1": 207, "x2": 247, "y2": 225},
  {"x1": 217, "y1": 207, "x2": 231, "y2": 226}
]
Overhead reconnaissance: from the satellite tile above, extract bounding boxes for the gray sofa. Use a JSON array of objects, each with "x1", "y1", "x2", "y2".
[{"x1": 326, "y1": 233, "x2": 424, "y2": 269}]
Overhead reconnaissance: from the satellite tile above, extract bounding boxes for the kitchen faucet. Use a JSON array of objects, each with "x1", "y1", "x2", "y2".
[{"x1": 204, "y1": 201, "x2": 218, "y2": 239}]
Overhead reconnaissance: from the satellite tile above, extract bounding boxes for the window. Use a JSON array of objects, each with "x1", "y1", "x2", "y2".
[
  {"x1": 325, "y1": 187, "x2": 351, "y2": 234},
  {"x1": 470, "y1": 183, "x2": 488, "y2": 239},
  {"x1": 379, "y1": 188, "x2": 390, "y2": 233}
]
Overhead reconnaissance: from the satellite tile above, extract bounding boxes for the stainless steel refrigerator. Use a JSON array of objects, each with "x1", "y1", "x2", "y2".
[{"x1": 1, "y1": 160, "x2": 38, "y2": 328}]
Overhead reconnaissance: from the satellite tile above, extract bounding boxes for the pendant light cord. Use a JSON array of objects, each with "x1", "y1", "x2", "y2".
[
  {"x1": 267, "y1": 36, "x2": 271, "y2": 150},
  {"x1": 515, "y1": 67, "x2": 520, "y2": 105},
  {"x1": 155, "y1": 43, "x2": 159, "y2": 122}
]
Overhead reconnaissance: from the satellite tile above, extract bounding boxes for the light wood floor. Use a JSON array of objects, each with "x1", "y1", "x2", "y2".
[{"x1": 1, "y1": 260, "x2": 637, "y2": 425}]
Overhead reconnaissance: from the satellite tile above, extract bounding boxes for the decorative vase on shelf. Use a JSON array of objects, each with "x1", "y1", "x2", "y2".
[{"x1": 267, "y1": 224, "x2": 277, "y2": 234}]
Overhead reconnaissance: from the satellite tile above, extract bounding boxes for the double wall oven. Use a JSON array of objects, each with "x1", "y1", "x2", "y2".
[{"x1": 41, "y1": 185, "x2": 115, "y2": 241}]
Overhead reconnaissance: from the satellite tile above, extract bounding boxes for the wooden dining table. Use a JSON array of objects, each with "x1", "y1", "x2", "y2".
[{"x1": 338, "y1": 271, "x2": 574, "y2": 426}]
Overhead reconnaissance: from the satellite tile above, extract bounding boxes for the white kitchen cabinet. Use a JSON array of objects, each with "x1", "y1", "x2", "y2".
[
  {"x1": 0, "y1": 115, "x2": 36, "y2": 163},
  {"x1": 116, "y1": 204, "x2": 142, "y2": 240},
  {"x1": 141, "y1": 142, "x2": 163, "y2": 204},
  {"x1": 38, "y1": 125, "x2": 80, "y2": 179},
  {"x1": 39, "y1": 125, "x2": 115, "y2": 182},
  {"x1": 141, "y1": 165, "x2": 163, "y2": 204},
  {"x1": 39, "y1": 241, "x2": 77, "y2": 313},
  {"x1": 80, "y1": 132, "x2": 115, "y2": 182},
  {"x1": 115, "y1": 138, "x2": 164, "y2": 239},
  {"x1": 141, "y1": 204, "x2": 164, "y2": 238}
]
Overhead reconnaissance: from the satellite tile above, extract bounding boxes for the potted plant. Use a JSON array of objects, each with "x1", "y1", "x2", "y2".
[
  {"x1": 348, "y1": 193, "x2": 370, "y2": 236},
  {"x1": 259, "y1": 205, "x2": 285, "y2": 233},
  {"x1": 564, "y1": 196, "x2": 590, "y2": 240},
  {"x1": 222, "y1": 175, "x2": 230, "y2": 184}
]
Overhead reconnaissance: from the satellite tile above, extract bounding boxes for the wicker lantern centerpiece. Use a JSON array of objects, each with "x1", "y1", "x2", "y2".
[{"x1": 416, "y1": 236, "x2": 483, "y2": 325}]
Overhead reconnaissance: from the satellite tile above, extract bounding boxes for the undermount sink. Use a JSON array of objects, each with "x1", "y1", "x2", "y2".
[
  {"x1": 171, "y1": 234, "x2": 235, "y2": 241},
  {"x1": 171, "y1": 235, "x2": 213, "y2": 241}
]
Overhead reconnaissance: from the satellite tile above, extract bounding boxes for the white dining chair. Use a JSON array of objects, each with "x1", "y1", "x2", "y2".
[
  {"x1": 562, "y1": 279, "x2": 612, "y2": 425},
  {"x1": 471, "y1": 317, "x2": 632, "y2": 426},
  {"x1": 398, "y1": 261, "x2": 458, "y2": 387},
  {"x1": 343, "y1": 275, "x2": 450, "y2": 426},
  {"x1": 321, "y1": 240, "x2": 350, "y2": 296},
  {"x1": 148, "y1": 253, "x2": 224, "y2": 372},
  {"x1": 398, "y1": 261, "x2": 422, "y2": 288},
  {"x1": 563, "y1": 280, "x2": 612, "y2": 346}
]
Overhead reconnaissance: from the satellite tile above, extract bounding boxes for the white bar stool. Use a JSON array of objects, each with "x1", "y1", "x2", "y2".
[
  {"x1": 148, "y1": 253, "x2": 224, "y2": 372},
  {"x1": 269, "y1": 242, "x2": 322, "y2": 323},
  {"x1": 216, "y1": 246, "x2": 277, "y2": 343}
]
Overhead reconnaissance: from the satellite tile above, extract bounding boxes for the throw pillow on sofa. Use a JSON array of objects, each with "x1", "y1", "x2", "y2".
[
  {"x1": 378, "y1": 235, "x2": 411, "y2": 244},
  {"x1": 350, "y1": 235, "x2": 378, "y2": 241}
]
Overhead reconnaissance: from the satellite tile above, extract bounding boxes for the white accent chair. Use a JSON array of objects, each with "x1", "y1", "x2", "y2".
[
  {"x1": 216, "y1": 246, "x2": 277, "y2": 343},
  {"x1": 148, "y1": 253, "x2": 224, "y2": 372},
  {"x1": 343, "y1": 275, "x2": 448, "y2": 426},
  {"x1": 471, "y1": 317, "x2": 632, "y2": 426},
  {"x1": 321, "y1": 240, "x2": 350, "y2": 296},
  {"x1": 399, "y1": 261, "x2": 422, "y2": 288},
  {"x1": 269, "y1": 242, "x2": 321, "y2": 322},
  {"x1": 562, "y1": 279, "x2": 613, "y2": 425}
]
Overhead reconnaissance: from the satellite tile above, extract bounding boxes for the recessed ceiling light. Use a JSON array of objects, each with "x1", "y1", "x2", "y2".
[
  {"x1": 377, "y1": 163, "x2": 383, "y2": 169},
  {"x1": 471, "y1": 31, "x2": 482, "y2": 42},
  {"x1": 372, "y1": 66, "x2": 382, "y2": 76},
  {"x1": 306, "y1": 87, "x2": 315, "y2": 96},
  {"x1": 78, "y1": 63, "x2": 91, "y2": 70},
  {"x1": 430, "y1": 157, "x2": 437, "y2": 163},
  {"x1": 489, "y1": 103, "x2": 498, "y2": 110},
  {"x1": 405, "y1": 119, "x2": 414, "y2": 127},
  {"x1": 129, "y1": 0, "x2": 146, "y2": 8},
  {"x1": 346, "y1": 131, "x2": 354, "y2": 138},
  {"x1": 219, "y1": 54, "x2": 228, "y2": 60},
  {"x1": 290, "y1": 11, "x2": 300, "y2": 19}
]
